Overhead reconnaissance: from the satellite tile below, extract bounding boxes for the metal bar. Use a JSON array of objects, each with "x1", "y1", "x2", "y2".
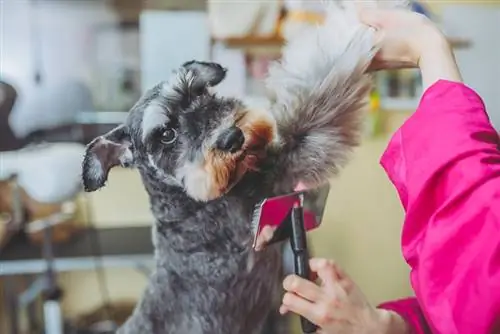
[
  {"x1": 42, "y1": 221, "x2": 56, "y2": 291},
  {"x1": 15, "y1": 275, "x2": 44, "y2": 333},
  {"x1": 18, "y1": 275, "x2": 47, "y2": 306},
  {"x1": 41, "y1": 220, "x2": 64, "y2": 334},
  {"x1": 5, "y1": 276, "x2": 20, "y2": 334},
  {"x1": 135, "y1": 262, "x2": 153, "y2": 277},
  {"x1": 0, "y1": 255, "x2": 154, "y2": 276}
]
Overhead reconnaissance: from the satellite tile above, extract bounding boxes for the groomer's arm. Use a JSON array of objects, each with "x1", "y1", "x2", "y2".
[{"x1": 380, "y1": 36, "x2": 500, "y2": 334}]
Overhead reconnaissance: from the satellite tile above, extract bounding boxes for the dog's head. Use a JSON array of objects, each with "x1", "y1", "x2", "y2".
[{"x1": 81, "y1": 61, "x2": 276, "y2": 201}]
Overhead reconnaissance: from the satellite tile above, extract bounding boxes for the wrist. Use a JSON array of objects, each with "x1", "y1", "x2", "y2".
[
  {"x1": 414, "y1": 24, "x2": 448, "y2": 63},
  {"x1": 416, "y1": 30, "x2": 463, "y2": 90},
  {"x1": 372, "y1": 309, "x2": 411, "y2": 334}
]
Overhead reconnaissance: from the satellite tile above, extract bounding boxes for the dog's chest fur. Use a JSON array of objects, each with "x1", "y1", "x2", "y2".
[{"x1": 117, "y1": 167, "x2": 286, "y2": 334}]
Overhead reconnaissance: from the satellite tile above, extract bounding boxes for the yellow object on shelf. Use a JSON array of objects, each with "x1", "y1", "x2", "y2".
[
  {"x1": 370, "y1": 89, "x2": 381, "y2": 112},
  {"x1": 366, "y1": 87, "x2": 384, "y2": 138},
  {"x1": 285, "y1": 10, "x2": 325, "y2": 24}
]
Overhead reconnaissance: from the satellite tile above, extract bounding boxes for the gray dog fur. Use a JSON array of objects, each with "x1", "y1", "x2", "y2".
[{"x1": 81, "y1": 1, "x2": 407, "y2": 333}]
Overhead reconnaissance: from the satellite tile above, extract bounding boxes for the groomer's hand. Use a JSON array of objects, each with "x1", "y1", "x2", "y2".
[
  {"x1": 359, "y1": 7, "x2": 462, "y2": 90},
  {"x1": 359, "y1": 7, "x2": 441, "y2": 71},
  {"x1": 280, "y1": 258, "x2": 410, "y2": 334}
]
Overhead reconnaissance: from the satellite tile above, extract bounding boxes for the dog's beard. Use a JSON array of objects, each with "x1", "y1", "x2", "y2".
[
  {"x1": 177, "y1": 151, "x2": 250, "y2": 202},
  {"x1": 180, "y1": 111, "x2": 276, "y2": 202}
]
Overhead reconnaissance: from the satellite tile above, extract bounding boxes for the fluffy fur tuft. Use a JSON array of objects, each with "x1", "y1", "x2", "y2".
[
  {"x1": 266, "y1": 0, "x2": 409, "y2": 189},
  {"x1": 80, "y1": 1, "x2": 410, "y2": 333}
]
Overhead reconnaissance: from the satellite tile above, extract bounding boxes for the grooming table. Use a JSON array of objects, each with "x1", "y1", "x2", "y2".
[{"x1": 0, "y1": 227, "x2": 154, "y2": 334}]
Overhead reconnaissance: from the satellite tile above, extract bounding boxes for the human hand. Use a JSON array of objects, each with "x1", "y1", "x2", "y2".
[
  {"x1": 358, "y1": 7, "x2": 444, "y2": 71},
  {"x1": 280, "y1": 258, "x2": 410, "y2": 334},
  {"x1": 253, "y1": 225, "x2": 277, "y2": 251},
  {"x1": 358, "y1": 7, "x2": 462, "y2": 89}
]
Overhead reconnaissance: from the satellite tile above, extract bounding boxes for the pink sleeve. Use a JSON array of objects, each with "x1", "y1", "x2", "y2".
[
  {"x1": 380, "y1": 79, "x2": 500, "y2": 334},
  {"x1": 378, "y1": 298, "x2": 431, "y2": 334}
]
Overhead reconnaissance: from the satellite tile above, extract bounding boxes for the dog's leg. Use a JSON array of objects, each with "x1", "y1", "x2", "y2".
[
  {"x1": 116, "y1": 278, "x2": 171, "y2": 334},
  {"x1": 116, "y1": 299, "x2": 154, "y2": 334},
  {"x1": 267, "y1": 0, "x2": 409, "y2": 188}
]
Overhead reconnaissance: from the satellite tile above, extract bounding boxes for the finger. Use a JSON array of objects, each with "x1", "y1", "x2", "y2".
[
  {"x1": 309, "y1": 259, "x2": 358, "y2": 294},
  {"x1": 294, "y1": 182, "x2": 308, "y2": 191},
  {"x1": 310, "y1": 270, "x2": 319, "y2": 282},
  {"x1": 283, "y1": 274, "x2": 322, "y2": 302},
  {"x1": 367, "y1": 59, "x2": 388, "y2": 72},
  {"x1": 309, "y1": 258, "x2": 346, "y2": 284},
  {"x1": 309, "y1": 258, "x2": 343, "y2": 277},
  {"x1": 281, "y1": 292, "x2": 318, "y2": 324},
  {"x1": 357, "y1": 7, "x2": 384, "y2": 28},
  {"x1": 279, "y1": 305, "x2": 288, "y2": 315},
  {"x1": 367, "y1": 59, "x2": 418, "y2": 72},
  {"x1": 254, "y1": 225, "x2": 276, "y2": 251}
]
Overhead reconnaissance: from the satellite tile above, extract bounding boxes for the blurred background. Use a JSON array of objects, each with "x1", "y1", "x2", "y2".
[{"x1": 0, "y1": 0, "x2": 498, "y2": 333}]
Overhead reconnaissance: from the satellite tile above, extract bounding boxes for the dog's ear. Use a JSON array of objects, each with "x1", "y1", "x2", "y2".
[
  {"x1": 163, "y1": 61, "x2": 227, "y2": 111},
  {"x1": 82, "y1": 125, "x2": 133, "y2": 192},
  {"x1": 182, "y1": 60, "x2": 227, "y2": 92}
]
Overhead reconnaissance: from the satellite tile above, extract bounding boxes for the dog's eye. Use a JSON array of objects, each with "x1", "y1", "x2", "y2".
[{"x1": 160, "y1": 128, "x2": 178, "y2": 145}]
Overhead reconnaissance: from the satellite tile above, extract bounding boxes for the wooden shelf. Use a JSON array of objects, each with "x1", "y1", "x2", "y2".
[
  {"x1": 212, "y1": 35, "x2": 284, "y2": 48},
  {"x1": 448, "y1": 37, "x2": 472, "y2": 49},
  {"x1": 213, "y1": 35, "x2": 471, "y2": 50}
]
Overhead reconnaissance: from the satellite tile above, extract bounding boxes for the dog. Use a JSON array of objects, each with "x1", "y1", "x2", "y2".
[{"x1": 81, "y1": 1, "x2": 408, "y2": 333}]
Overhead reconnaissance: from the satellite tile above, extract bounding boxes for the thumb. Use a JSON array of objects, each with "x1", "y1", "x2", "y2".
[{"x1": 357, "y1": 7, "x2": 385, "y2": 29}]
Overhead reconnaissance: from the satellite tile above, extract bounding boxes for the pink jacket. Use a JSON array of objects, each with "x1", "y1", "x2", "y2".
[{"x1": 377, "y1": 80, "x2": 500, "y2": 333}]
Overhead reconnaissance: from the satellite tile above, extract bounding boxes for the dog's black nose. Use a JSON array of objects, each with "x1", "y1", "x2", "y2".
[{"x1": 216, "y1": 126, "x2": 245, "y2": 153}]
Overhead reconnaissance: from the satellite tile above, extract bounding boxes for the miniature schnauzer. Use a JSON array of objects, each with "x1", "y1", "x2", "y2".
[{"x1": 81, "y1": 1, "x2": 407, "y2": 333}]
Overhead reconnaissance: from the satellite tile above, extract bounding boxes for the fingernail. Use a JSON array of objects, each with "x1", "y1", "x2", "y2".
[
  {"x1": 294, "y1": 182, "x2": 307, "y2": 191},
  {"x1": 282, "y1": 275, "x2": 292, "y2": 289}
]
